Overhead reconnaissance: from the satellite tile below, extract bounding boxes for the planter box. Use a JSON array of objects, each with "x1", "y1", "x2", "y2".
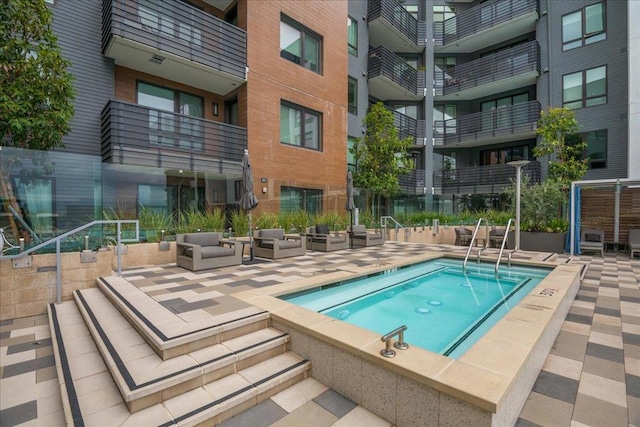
[{"x1": 508, "y1": 231, "x2": 566, "y2": 253}]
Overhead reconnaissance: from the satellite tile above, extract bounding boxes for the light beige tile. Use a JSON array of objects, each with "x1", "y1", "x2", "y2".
[
  {"x1": 119, "y1": 402, "x2": 174, "y2": 427},
  {"x1": 577, "y1": 372, "x2": 628, "y2": 407},
  {"x1": 271, "y1": 401, "x2": 337, "y2": 427},
  {"x1": 561, "y1": 321, "x2": 592, "y2": 336},
  {"x1": 332, "y1": 406, "x2": 392, "y2": 427},
  {"x1": 593, "y1": 313, "x2": 622, "y2": 327},
  {"x1": 542, "y1": 354, "x2": 583, "y2": 381},
  {"x1": 271, "y1": 377, "x2": 328, "y2": 413},
  {"x1": 519, "y1": 391, "x2": 574, "y2": 427},
  {"x1": 68, "y1": 350, "x2": 106, "y2": 381},
  {"x1": 588, "y1": 330, "x2": 624, "y2": 349},
  {"x1": 572, "y1": 392, "x2": 629, "y2": 427},
  {"x1": 77, "y1": 382, "x2": 124, "y2": 416}
]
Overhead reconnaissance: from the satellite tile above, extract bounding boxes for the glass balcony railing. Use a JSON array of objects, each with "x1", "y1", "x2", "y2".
[
  {"x1": 434, "y1": 41, "x2": 540, "y2": 97},
  {"x1": 101, "y1": 100, "x2": 246, "y2": 167},
  {"x1": 433, "y1": 100, "x2": 541, "y2": 146}
]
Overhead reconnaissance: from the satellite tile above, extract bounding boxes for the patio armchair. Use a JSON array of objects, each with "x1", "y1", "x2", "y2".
[
  {"x1": 304, "y1": 224, "x2": 349, "y2": 252},
  {"x1": 253, "y1": 228, "x2": 306, "y2": 259},
  {"x1": 629, "y1": 229, "x2": 640, "y2": 258},
  {"x1": 489, "y1": 228, "x2": 508, "y2": 248},
  {"x1": 580, "y1": 229, "x2": 605, "y2": 257},
  {"x1": 347, "y1": 224, "x2": 385, "y2": 247},
  {"x1": 176, "y1": 232, "x2": 242, "y2": 271},
  {"x1": 454, "y1": 227, "x2": 473, "y2": 246}
]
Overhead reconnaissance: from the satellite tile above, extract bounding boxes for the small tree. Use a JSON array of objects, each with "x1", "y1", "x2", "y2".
[
  {"x1": 0, "y1": 0, "x2": 74, "y2": 242},
  {"x1": 534, "y1": 107, "x2": 586, "y2": 187},
  {"x1": 351, "y1": 102, "x2": 413, "y2": 218}
]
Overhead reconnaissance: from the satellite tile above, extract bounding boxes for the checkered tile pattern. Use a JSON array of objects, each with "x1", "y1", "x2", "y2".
[{"x1": 1, "y1": 243, "x2": 638, "y2": 426}]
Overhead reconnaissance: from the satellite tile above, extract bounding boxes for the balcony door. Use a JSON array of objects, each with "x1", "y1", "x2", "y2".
[
  {"x1": 480, "y1": 93, "x2": 528, "y2": 131},
  {"x1": 137, "y1": 82, "x2": 204, "y2": 150}
]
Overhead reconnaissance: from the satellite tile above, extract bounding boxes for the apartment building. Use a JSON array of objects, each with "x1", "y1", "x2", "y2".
[
  {"x1": 2, "y1": 0, "x2": 348, "y2": 234},
  {"x1": 348, "y1": 0, "x2": 632, "y2": 214}
]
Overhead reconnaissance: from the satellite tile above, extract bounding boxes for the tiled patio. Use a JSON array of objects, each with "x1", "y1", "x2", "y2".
[{"x1": 1, "y1": 242, "x2": 639, "y2": 426}]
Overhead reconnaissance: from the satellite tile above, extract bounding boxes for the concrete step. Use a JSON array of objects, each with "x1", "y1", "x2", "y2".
[
  {"x1": 75, "y1": 287, "x2": 290, "y2": 413},
  {"x1": 97, "y1": 276, "x2": 269, "y2": 359},
  {"x1": 49, "y1": 301, "x2": 311, "y2": 426}
]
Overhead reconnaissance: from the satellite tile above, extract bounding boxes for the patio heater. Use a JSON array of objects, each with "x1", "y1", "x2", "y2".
[{"x1": 508, "y1": 160, "x2": 531, "y2": 251}]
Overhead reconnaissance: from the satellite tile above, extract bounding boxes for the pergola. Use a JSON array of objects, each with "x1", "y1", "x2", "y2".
[{"x1": 569, "y1": 177, "x2": 640, "y2": 256}]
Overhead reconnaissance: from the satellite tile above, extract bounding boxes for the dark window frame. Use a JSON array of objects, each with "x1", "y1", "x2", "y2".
[
  {"x1": 562, "y1": 65, "x2": 607, "y2": 109},
  {"x1": 583, "y1": 129, "x2": 607, "y2": 169},
  {"x1": 348, "y1": 16, "x2": 358, "y2": 56},
  {"x1": 136, "y1": 80, "x2": 204, "y2": 117},
  {"x1": 280, "y1": 186, "x2": 323, "y2": 214},
  {"x1": 348, "y1": 76, "x2": 357, "y2": 115},
  {"x1": 561, "y1": 2, "x2": 606, "y2": 51},
  {"x1": 479, "y1": 145, "x2": 530, "y2": 166},
  {"x1": 280, "y1": 100, "x2": 323, "y2": 151},
  {"x1": 280, "y1": 14, "x2": 323, "y2": 75}
]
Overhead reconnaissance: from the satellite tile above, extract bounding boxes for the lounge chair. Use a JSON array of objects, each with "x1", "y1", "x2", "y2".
[
  {"x1": 454, "y1": 227, "x2": 472, "y2": 246},
  {"x1": 305, "y1": 224, "x2": 348, "y2": 252},
  {"x1": 253, "y1": 228, "x2": 306, "y2": 259},
  {"x1": 489, "y1": 228, "x2": 508, "y2": 248},
  {"x1": 629, "y1": 229, "x2": 640, "y2": 258},
  {"x1": 347, "y1": 224, "x2": 385, "y2": 247},
  {"x1": 176, "y1": 232, "x2": 243, "y2": 271},
  {"x1": 580, "y1": 229, "x2": 605, "y2": 257}
]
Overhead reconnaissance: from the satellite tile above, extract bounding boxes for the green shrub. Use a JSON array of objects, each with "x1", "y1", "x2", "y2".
[{"x1": 230, "y1": 210, "x2": 249, "y2": 237}]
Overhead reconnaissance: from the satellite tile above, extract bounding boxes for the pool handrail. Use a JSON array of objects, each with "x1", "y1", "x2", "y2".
[
  {"x1": 495, "y1": 218, "x2": 515, "y2": 274},
  {"x1": 380, "y1": 325, "x2": 408, "y2": 357},
  {"x1": 463, "y1": 218, "x2": 489, "y2": 271}
]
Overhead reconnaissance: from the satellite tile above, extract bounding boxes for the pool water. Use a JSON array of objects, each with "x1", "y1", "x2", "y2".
[{"x1": 281, "y1": 258, "x2": 550, "y2": 358}]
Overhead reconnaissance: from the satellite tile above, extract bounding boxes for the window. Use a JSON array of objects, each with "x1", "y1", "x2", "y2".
[
  {"x1": 280, "y1": 15, "x2": 322, "y2": 74},
  {"x1": 584, "y1": 130, "x2": 607, "y2": 169},
  {"x1": 347, "y1": 137, "x2": 357, "y2": 172},
  {"x1": 562, "y1": 3, "x2": 605, "y2": 51},
  {"x1": 563, "y1": 66, "x2": 607, "y2": 109},
  {"x1": 480, "y1": 145, "x2": 530, "y2": 166},
  {"x1": 138, "y1": 0, "x2": 202, "y2": 46},
  {"x1": 137, "y1": 82, "x2": 204, "y2": 149},
  {"x1": 281, "y1": 187, "x2": 322, "y2": 214},
  {"x1": 348, "y1": 77, "x2": 357, "y2": 115},
  {"x1": 480, "y1": 93, "x2": 529, "y2": 130},
  {"x1": 403, "y1": 5, "x2": 419, "y2": 20},
  {"x1": 280, "y1": 101, "x2": 322, "y2": 151},
  {"x1": 433, "y1": 5, "x2": 456, "y2": 35},
  {"x1": 433, "y1": 105, "x2": 456, "y2": 136},
  {"x1": 347, "y1": 16, "x2": 357, "y2": 56}
]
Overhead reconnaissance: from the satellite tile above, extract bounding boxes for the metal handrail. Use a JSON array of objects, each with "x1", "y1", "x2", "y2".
[
  {"x1": 463, "y1": 218, "x2": 489, "y2": 271},
  {"x1": 380, "y1": 325, "x2": 408, "y2": 357},
  {"x1": 0, "y1": 220, "x2": 139, "y2": 304},
  {"x1": 381, "y1": 216, "x2": 403, "y2": 240},
  {"x1": 495, "y1": 219, "x2": 514, "y2": 274}
]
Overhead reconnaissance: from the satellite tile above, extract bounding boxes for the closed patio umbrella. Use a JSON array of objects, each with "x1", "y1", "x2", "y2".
[
  {"x1": 240, "y1": 149, "x2": 258, "y2": 260},
  {"x1": 346, "y1": 170, "x2": 355, "y2": 247}
]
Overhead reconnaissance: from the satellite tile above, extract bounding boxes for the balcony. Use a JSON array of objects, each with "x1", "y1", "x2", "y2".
[
  {"x1": 434, "y1": 161, "x2": 541, "y2": 194},
  {"x1": 434, "y1": 41, "x2": 540, "y2": 101},
  {"x1": 367, "y1": 0, "x2": 426, "y2": 53},
  {"x1": 386, "y1": 108, "x2": 426, "y2": 147},
  {"x1": 433, "y1": 100, "x2": 540, "y2": 148},
  {"x1": 101, "y1": 100, "x2": 246, "y2": 171},
  {"x1": 102, "y1": 0, "x2": 247, "y2": 95},
  {"x1": 434, "y1": 0, "x2": 538, "y2": 53},
  {"x1": 368, "y1": 46, "x2": 425, "y2": 101},
  {"x1": 399, "y1": 169, "x2": 426, "y2": 195}
]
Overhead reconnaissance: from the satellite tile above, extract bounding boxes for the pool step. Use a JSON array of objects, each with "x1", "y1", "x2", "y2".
[
  {"x1": 97, "y1": 276, "x2": 269, "y2": 360},
  {"x1": 74, "y1": 287, "x2": 291, "y2": 412},
  {"x1": 49, "y1": 299, "x2": 311, "y2": 426}
]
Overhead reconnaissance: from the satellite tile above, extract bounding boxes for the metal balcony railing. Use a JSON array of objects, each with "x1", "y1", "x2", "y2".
[
  {"x1": 399, "y1": 169, "x2": 426, "y2": 195},
  {"x1": 101, "y1": 100, "x2": 246, "y2": 166},
  {"x1": 435, "y1": 161, "x2": 541, "y2": 192},
  {"x1": 102, "y1": 0, "x2": 247, "y2": 80},
  {"x1": 368, "y1": 46, "x2": 419, "y2": 96},
  {"x1": 433, "y1": 101, "x2": 541, "y2": 146},
  {"x1": 433, "y1": 0, "x2": 538, "y2": 46},
  {"x1": 434, "y1": 41, "x2": 540, "y2": 96},
  {"x1": 368, "y1": 0, "x2": 418, "y2": 45}
]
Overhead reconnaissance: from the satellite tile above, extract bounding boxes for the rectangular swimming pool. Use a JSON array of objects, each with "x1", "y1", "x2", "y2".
[{"x1": 280, "y1": 258, "x2": 551, "y2": 358}]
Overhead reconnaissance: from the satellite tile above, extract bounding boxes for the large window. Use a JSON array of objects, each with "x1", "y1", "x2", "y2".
[
  {"x1": 280, "y1": 101, "x2": 321, "y2": 151},
  {"x1": 480, "y1": 93, "x2": 529, "y2": 130},
  {"x1": 571, "y1": 129, "x2": 608, "y2": 169},
  {"x1": 138, "y1": 0, "x2": 202, "y2": 46},
  {"x1": 137, "y1": 82, "x2": 204, "y2": 149},
  {"x1": 281, "y1": 187, "x2": 322, "y2": 214},
  {"x1": 347, "y1": 16, "x2": 357, "y2": 56},
  {"x1": 562, "y1": 2, "x2": 605, "y2": 51},
  {"x1": 280, "y1": 15, "x2": 322, "y2": 74},
  {"x1": 433, "y1": 5, "x2": 456, "y2": 35},
  {"x1": 563, "y1": 66, "x2": 607, "y2": 109},
  {"x1": 348, "y1": 77, "x2": 357, "y2": 115},
  {"x1": 480, "y1": 145, "x2": 529, "y2": 166}
]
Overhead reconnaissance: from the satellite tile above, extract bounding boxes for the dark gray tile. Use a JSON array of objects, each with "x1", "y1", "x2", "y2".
[
  {"x1": 218, "y1": 399, "x2": 287, "y2": 427},
  {"x1": 565, "y1": 313, "x2": 592, "y2": 325},
  {"x1": 515, "y1": 418, "x2": 542, "y2": 427},
  {"x1": 620, "y1": 295, "x2": 640, "y2": 304},
  {"x1": 0, "y1": 331, "x2": 10, "y2": 340},
  {"x1": 531, "y1": 371, "x2": 579, "y2": 404},
  {"x1": 599, "y1": 282, "x2": 619, "y2": 288},
  {"x1": 2, "y1": 355, "x2": 55, "y2": 379},
  {"x1": 594, "y1": 307, "x2": 621, "y2": 317},
  {"x1": 161, "y1": 298, "x2": 217, "y2": 314},
  {"x1": 623, "y1": 332, "x2": 640, "y2": 346},
  {"x1": 6, "y1": 338, "x2": 52, "y2": 355},
  {"x1": 575, "y1": 294, "x2": 597, "y2": 303},
  {"x1": 0, "y1": 400, "x2": 37, "y2": 426},
  {"x1": 585, "y1": 342, "x2": 625, "y2": 364},
  {"x1": 313, "y1": 389, "x2": 357, "y2": 418},
  {"x1": 167, "y1": 283, "x2": 204, "y2": 292},
  {"x1": 0, "y1": 319, "x2": 13, "y2": 326},
  {"x1": 627, "y1": 374, "x2": 640, "y2": 398}
]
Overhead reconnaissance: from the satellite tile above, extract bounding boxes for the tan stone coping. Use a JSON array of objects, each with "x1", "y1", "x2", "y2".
[{"x1": 233, "y1": 252, "x2": 582, "y2": 414}]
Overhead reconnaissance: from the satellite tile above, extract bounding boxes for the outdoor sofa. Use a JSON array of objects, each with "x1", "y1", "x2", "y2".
[
  {"x1": 347, "y1": 224, "x2": 385, "y2": 247},
  {"x1": 253, "y1": 228, "x2": 306, "y2": 259},
  {"x1": 176, "y1": 232, "x2": 243, "y2": 271},
  {"x1": 304, "y1": 224, "x2": 349, "y2": 252}
]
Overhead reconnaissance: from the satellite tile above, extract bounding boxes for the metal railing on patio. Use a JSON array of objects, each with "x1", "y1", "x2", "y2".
[
  {"x1": 367, "y1": 0, "x2": 418, "y2": 45},
  {"x1": 368, "y1": 46, "x2": 419, "y2": 97},
  {"x1": 435, "y1": 161, "x2": 541, "y2": 193}
]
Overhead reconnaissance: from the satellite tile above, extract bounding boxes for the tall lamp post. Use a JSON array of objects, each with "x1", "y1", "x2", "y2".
[{"x1": 508, "y1": 160, "x2": 531, "y2": 251}]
